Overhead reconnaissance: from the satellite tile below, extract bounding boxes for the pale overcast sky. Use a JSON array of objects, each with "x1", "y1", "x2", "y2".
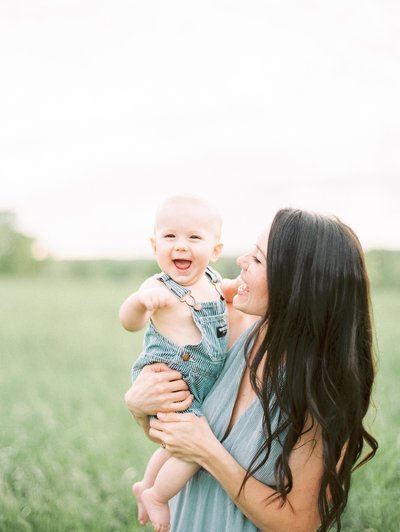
[{"x1": 1, "y1": 0, "x2": 399, "y2": 259}]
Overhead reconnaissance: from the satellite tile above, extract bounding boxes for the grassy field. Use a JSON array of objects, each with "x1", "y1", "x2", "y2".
[{"x1": 0, "y1": 275, "x2": 399, "y2": 531}]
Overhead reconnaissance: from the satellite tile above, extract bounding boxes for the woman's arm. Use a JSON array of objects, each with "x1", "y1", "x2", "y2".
[
  {"x1": 149, "y1": 413, "x2": 322, "y2": 532},
  {"x1": 124, "y1": 363, "x2": 193, "y2": 438}
]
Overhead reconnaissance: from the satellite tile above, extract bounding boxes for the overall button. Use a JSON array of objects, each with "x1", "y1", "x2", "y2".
[{"x1": 181, "y1": 352, "x2": 190, "y2": 361}]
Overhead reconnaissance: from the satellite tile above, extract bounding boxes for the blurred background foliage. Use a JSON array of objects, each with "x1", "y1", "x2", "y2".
[
  {"x1": 1, "y1": 209, "x2": 398, "y2": 287},
  {"x1": 0, "y1": 212, "x2": 41, "y2": 275}
]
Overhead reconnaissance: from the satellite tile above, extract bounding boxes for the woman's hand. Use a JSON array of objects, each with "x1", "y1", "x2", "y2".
[
  {"x1": 148, "y1": 412, "x2": 219, "y2": 464},
  {"x1": 124, "y1": 363, "x2": 193, "y2": 419}
]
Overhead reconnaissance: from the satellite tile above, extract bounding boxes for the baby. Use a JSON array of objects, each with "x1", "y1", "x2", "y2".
[{"x1": 119, "y1": 195, "x2": 229, "y2": 532}]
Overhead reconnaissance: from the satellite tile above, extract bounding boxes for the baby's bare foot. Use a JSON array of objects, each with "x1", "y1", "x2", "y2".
[
  {"x1": 132, "y1": 481, "x2": 149, "y2": 525},
  {"x1": 141, "y1": 487, "x2": 170, "y2": 532}
]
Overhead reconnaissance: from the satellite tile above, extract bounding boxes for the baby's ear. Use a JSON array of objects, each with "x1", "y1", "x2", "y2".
[
  {"x1": 150, "y1": 237, "x2": 156, "y2": 255},
  {"x1": 210, "y1": 242, "x2": 223, "y2": 262}
]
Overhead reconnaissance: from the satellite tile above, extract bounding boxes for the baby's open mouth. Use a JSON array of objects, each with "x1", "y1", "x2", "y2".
[{"x1": 173, "y1": 260, "x2": 192, "y2": 271}]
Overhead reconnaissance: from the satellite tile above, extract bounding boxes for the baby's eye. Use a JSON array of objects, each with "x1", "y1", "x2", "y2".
[
  {"x1": 164, "y1": 234, "x2": 175, "y2": 239},
  {"x1": 190, "y1": 235, "x2": 201, "y2": 240}
]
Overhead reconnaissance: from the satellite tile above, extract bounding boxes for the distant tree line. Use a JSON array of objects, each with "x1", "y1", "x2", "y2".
[
  {"x1": 0, "y1": 210, "x2": 399, "y2": 287},
  {"x1": 364, "y1": 250, "x2": 400, "y2": 289},
  {"x1": 48, "y1": 256, "x2": 241, "y2": 283},
  {"x1": 0, "y1": 211, "x2": 43, "y2": 274},
  {"x1": 46, "y1": 251, "x2": 400, "y2": 289}
]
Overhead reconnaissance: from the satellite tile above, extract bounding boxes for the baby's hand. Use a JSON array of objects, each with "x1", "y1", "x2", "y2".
[{"x1": 138, "y1": 287, "x2": 177, "y2": 312}]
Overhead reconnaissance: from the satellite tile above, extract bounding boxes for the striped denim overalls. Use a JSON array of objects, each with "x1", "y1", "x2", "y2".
[{"x1": 131, "y1": 266, "x2": 229, "y2": 415}]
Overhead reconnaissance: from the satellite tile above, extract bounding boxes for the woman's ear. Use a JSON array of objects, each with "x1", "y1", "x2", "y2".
[{"x1": 210, "y1": 242, "x2": 223, "y2": 262}]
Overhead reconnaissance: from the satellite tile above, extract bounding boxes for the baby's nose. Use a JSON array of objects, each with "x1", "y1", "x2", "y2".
[{"x1": 175, "y1": 239, "x2": 188, "y2": 250}]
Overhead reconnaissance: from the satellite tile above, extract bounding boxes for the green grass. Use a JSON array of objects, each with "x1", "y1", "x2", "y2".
[
  {"x1": 0, "y1": 276, "x2": 398, "y2": 531},
  {"x1": 0, "y1": 276, "x2": 157, "y2": 531},
  {"x1": 341, "y1": 287, "x2": 400, "y2": 531}
]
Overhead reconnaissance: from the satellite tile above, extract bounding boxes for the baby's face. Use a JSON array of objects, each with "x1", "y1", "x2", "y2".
[{"x1": 151, "y1": 200, "x2": 222, "y2": 286}]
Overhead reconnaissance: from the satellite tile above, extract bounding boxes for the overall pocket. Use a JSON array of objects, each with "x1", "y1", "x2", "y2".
[{"x1": 195, "y1": 312, "x2": 229, "y2": 363}]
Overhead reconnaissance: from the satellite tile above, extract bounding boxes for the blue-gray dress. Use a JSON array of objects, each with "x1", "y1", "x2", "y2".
[{"x1": 169, "y1": 326, "x2": 284, "y2": 532}]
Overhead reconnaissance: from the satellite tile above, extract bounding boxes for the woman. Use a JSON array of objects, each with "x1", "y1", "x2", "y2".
[{"x1": 125, "y1": 208, "x2": 378, "y2": 531}]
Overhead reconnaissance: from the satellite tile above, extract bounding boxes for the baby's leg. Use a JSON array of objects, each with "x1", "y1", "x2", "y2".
[
  {"x1": 132, "y1": 447, "x2": 170, "y2": 525},
  {"x1": 141, "y1": 457, "x2": 200, "y2": 532}
]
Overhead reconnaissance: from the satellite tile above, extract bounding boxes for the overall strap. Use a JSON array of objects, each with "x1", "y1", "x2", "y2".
[
  {"x1": 156, "y1": 272, "x2": 189, "y2": 299},
  {"x1": 204, "y1": 265, "x2": 222, "y2": 284},
  {"x1": 157, "y1": 267, "x2": 224, "y2": 309},
  {"x1": 205, "y1": 266, "x2": 225, "y2": 301}
]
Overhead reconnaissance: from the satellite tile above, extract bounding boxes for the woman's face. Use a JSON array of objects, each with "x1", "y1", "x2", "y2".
[{"x1": 233, "y1": 228, "x2": 269, "y2": 317}]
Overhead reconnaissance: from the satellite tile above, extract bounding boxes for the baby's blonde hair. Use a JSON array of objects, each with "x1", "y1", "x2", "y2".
[{"x1": 154, "y1": 195, "x2": 222, "y2": 240}]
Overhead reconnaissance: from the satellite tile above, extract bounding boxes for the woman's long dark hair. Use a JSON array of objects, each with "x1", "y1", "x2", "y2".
[{"x1": 241, "y1": 208, "x2": 378, "y2": 531}]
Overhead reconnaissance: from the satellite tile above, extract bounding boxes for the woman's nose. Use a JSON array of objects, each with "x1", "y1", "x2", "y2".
[{"x1": 237, "y1": 254, "x2": 248, "y2": 270}]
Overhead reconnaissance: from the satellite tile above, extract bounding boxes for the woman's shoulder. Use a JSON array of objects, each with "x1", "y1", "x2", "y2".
[
  {"x1": 230, "y1": 315, "x2": 259, "y2": 346},
  {"x1": 226, "y1": 302, "x2": 260, "y2": 349},
  {"x1": 224, "y1": 322, "x2": 258, "y2": 365}
]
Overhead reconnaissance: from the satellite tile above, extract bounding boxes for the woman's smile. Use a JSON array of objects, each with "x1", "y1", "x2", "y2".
[
  {"x1": 237, "y1": 281, "x2": 249, "y2": 296},
  {"x1": 233, "y1": 229, "x2": 269, "y2": 317}
]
